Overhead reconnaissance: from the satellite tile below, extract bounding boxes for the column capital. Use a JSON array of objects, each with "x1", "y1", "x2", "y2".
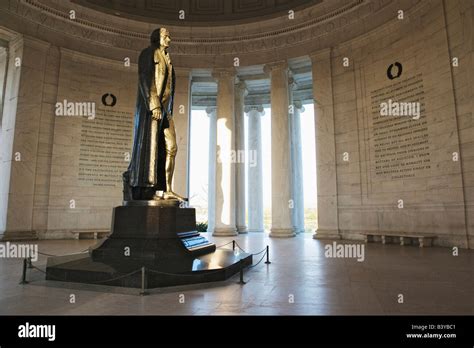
[
  {"x1": 309, "y1": 48, "x2": 332, "y2": 63},
  {"x1": 235, "y1": 80, "x2": 248, "y2": 97},
  {"x1": 263, "y1": 60, "x2": 288, "y2": 75},
  {"x1": 212, "y1": 67, "x2": 237, "y2": 80},
  {"x1": 288, "y1": 76, "x2": 298, "y2": 90},
  {"x1": 205, "y1": 106, "x2": 216, "y2": 115},
  {"x1": 244, "y1": 105, "x2": 265, "y2": 115},
  {"x1": 293, "y1": 100, "x2": 305, "y2": 111}
]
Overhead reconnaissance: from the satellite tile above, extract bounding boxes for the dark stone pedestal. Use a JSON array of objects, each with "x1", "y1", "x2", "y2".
[{"x1": 46, "y1": 205, "x2": 252, "y2": 288}]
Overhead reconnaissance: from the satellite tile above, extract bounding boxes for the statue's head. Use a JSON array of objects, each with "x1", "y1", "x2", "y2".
[{"x1": 150, "y1": 27, "x2": 171, "y2": 48}]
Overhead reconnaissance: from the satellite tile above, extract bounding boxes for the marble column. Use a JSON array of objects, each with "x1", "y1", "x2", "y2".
[
  {"x1": 290, "y1": 98, "x2": 305, "y2": 234},
  {"x1": 206, "y1": 106, "x2": 216, "y2": 234},
  {"x1": 0, "y1": 46, "x2": 7, "y2": 117},
  {"x1": 0, "y1": 36, "x2": 51, "y2": 239},
  {"x1": 172, "y1": 67, "x2": 191, "y2": 198},
  {"x1": 32, "y1": 45, "x2": 60, "y2": 234},
  {"x1": 265, "y1": 61, "x2": 295, "y2": 238},
  {"x1": 0, "y1": 34, "x2": 22, "y2": 237},
  {"x1": 310, "y1": 49, "x2": 340, "y2": 239},
  {"x1": 235, "y1": 81, "x2": 247, "y2": 233},
  {"x1": 212, "y1": 68, "x2": 237, "y2": 236},
  {"x1": 245, "y1": 105, "x2": 265, "y2": 233}
]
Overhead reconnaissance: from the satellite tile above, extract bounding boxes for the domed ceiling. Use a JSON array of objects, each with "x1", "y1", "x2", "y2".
[{"x1": 72, "y1": 0, "x2": 322, "y2": 26}]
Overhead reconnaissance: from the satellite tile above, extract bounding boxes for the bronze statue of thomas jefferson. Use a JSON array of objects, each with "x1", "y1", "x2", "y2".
[{"x1": 123, "y1": 28, "x2": 186, "y2": 202}]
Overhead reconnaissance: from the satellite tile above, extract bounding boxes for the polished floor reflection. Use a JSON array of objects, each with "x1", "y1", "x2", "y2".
[{"x1": 0, "y1": 233, "x2": 472, "y2": 315}]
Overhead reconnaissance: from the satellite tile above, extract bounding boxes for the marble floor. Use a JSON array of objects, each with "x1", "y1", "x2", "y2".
[{"x1": 0, "y1": 233, "x2": 472, "y2": 315}]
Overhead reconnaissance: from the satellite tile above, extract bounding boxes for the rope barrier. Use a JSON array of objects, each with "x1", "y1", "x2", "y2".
[
  {"x1": 29, "y1": 261, "x2": 229, "y2": 282},
  {"x1": 89, "y1": 269, "x2": 142, "y2": 284},
  {"x1": 215, "y1": 241, "x2": 234, "y2": 249},
  {"x1": 30, "y1": 264, "x2": 142, "y2": 284},
  {"x1": 250, "y1": 247, "x2": 268, "y2": 256},
  {"x1": 19, "y1": 258, "x2": 28, "y2": 284},
  {"x1": 216, "y1": 240, "x2": 266, "y2": 257},
  {"x1": 146, "y1": 267, "x2": 224, "y2": 277},
  {"x1": 248, "y1": 251, "x2": 268, "y2": 269},
  {"x1": 234, "y1": 241, "x2": 247, "y2": 252},
  {"x1": 238, "y1": 259, "x2": 246, "y2": 284},
  {"x1": 140, "y1": 267, "x2": 148, "y2": 296},
  {"x1": 37, "y1": 248, "x2": 90, "y2": 258},
  {"x1": 230, "y1": 241, "x2": 268, "y2": 257},
  {"x1": 36, "y1": 242, "x2": 267, "y2": 258},
  {"x1": 24, "y1": 243, "x2": 271, "y2": 287},
  {"x1": 37, "y1": 251, "x2": 65, "y2": 257}
]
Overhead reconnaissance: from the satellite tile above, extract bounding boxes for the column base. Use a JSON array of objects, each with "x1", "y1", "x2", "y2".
[
  {"x1": 313, "y1": 229, "x2": 341, "y2": 240},
  {"x1": 0, "y1": 230, "x2": 38, "y2": 241},
  {"x1": 237, "y1": 226, "x2": 248, "y2": 234},
  {"x1": 213, "y1": 228, "x2": 238, "y2": 237},
  {"x1": 269, "y1": 228, "x2": 296, "y2": 238}
]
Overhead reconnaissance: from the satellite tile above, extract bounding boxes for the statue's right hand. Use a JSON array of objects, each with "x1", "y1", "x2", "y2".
[{"x1": 151, "y1": 109, "x2": 162, "y2": 121}]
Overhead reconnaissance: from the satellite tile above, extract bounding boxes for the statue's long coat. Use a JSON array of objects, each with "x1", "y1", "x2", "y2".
[{"x1": 127, "y1": 45, "x2": 176, "y2": 189}]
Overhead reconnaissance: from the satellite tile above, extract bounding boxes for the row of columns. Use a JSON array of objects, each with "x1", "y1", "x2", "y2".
[
  {"x1": 203, "y1": 51, "x2": 339, "y2": 238},
  {"x1": 206, "y1": 64, "x2": 306, "y2": 237}
]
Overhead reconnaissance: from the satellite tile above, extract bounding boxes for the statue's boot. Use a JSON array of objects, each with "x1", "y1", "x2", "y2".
[
  {"x1": 163, "y1": 191, "x2": 187, "y2": 201},
  {"x1": 152, "y1": 193, "x2": 163, "y2": 200}
]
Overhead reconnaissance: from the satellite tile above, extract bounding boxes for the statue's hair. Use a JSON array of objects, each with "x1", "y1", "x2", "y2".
[
  {"x1": 150, "y1": 27, "x2": 168, "y2": 46},
  {"x1": 150, "y1": 28, "x2": 161, "y2": 46}
]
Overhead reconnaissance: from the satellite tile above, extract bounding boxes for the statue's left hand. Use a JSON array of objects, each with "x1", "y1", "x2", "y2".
[{"x1": 151, "y1": 109, "x2": 162, "y2": 121}]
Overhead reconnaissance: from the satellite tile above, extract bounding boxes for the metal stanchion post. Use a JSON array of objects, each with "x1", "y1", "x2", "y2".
[
  {"x1": 265, "y1": 245, "x2": 271, "y2": 264},
  {"x1": 232, "y1": 240, "x2": 236, "y2": 251},
  {"x1": 19, "y1": 258, "x2": 29, "y2": 284},
  {"x1": 139, "y1": 266, "x2": 148, "y2": 296},
  {"x1": 238, "y1": 259, "x2": 246, "y2": 285}
]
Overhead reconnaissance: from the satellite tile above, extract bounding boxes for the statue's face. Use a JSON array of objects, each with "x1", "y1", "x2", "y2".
[{"x1": 160, "y1": 28, "x2": 171, "y2": 48}]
